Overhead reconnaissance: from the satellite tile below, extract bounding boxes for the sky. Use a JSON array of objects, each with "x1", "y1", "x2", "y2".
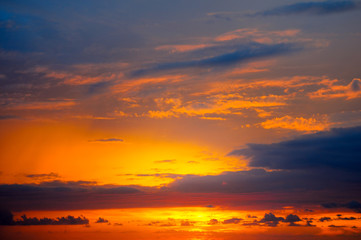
[{"x1": 1, "y1": 0, "x2": 361, "y2": 239}]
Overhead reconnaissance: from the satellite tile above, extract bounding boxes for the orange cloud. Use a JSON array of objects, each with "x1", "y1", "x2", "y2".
[
  {"x1": 31, "y1": 65, "x2": 124, "y2": 85},
  {"x1": 215, "y1": 28, "x2": 300, "y2": 43},
  {"x1": 192, "y1": 75, "x2": 328, "y2": 97},
  {"x1": 8, "y1": 100, "x2": 77, "y2": 110},
  {"x1": 112, "y1": 75, "x2": 184, "y2": 94},
  {"x1": 147, "y1": 94, "x2": 286, "y2": 119},
  {"x1": 309, "y1": 78, "x2": 361, "y2": 100},
  {"x1": 260, "y1": 115, "x2": 329, "y2": 132},
  {"x1": 155, "y1": 44, "x2": 213, "y2": 53}
]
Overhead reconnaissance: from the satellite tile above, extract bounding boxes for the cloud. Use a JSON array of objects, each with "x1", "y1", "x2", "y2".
[
  {"x1": 18, "y1": 215, "x2": 89, "y2": 225},
  {"x1": 0, "y1": 209, "x2": 14, "y2": 225},
  {"x1": 154, "y1": 159, "x2": 176, "y2": 163},
  {"x1": 147, "y1": 94, "x2": 286, "y2": 119},
  {"x1": 284, "y1": 214, "x2": 302, "y2": 226},
  {"x1": 338, "y1": 216, "x2": 357, "y2": 220},
  {"x1": 229, "y1": 126, "x2": 361, "y2": 171},
  {"x1": 0, "y1": 180, "x2": 142, "y2": 211},
  {"x1": 181, "y1": 220, "x2": 195, "y2": 226},
  {"x1": 95, "y1": 217, "x2": 109, "y2": 223},
  {"x1": 91, "y1": 138, "x2": 124, "y2": 142},
  {"x1": 259, "y1": 213, "x2": 284, "y2": 227},
  {"x1": 159, "y1": 218, "x2": 177, "y2": 227},
  {"x1": 322, "y1": 201, "x2": 361, "y2": 213},
  {"x1": 2, "y1": 125, "x2": 361, "y2": 211},
  {"x1": 132, "y1": 43, "x2": 298, "y2": 76},
  {"x1": 119, "y1": 173, "x2": 186, "y2": 179},
  {"x1": 0, "y1": 115, "x2": 20, "y2": 120},
  {"x1": 168, "y1": 126, "x2": 361, "y2": 206},
  {"x1": 208, "y1": 219, "x2": 219, "y2": 225},
  {"x1": 328, "y1": 224, "x2": 346, "y2": 228},
  {"x1": 6, "y1": 100, "x2": 77, "y2": 110},
  {"x1": 25, "y1": 172, "x2": 60, "y2": 180},
  {"x1": 255, "y1": 1, "x2": 361, "y2": 16},
  {"x1": 155, "y1": 44, "x2": 214, "y2": 53},
  {"x1": 309, "y1": 78, "x2": 361, "y2": 99},
  {"x1": 0, "y1": 3, "x2": 142, "y2": 65},
  {"x1": 319, "y1": 217, "x2": 332, "y2": 222},
  {"x1": 260, "y1": 115, "x2": 329, "y2": 132},
  {"x1": 306, "y1": 220, "x2": 316, "y2": 227},
  {"x1": 222, "y1": 217, "x2": 242, "y2": 224},
  {"x1": 0, "y1": 210, "x2": 89, "y2": 225}
]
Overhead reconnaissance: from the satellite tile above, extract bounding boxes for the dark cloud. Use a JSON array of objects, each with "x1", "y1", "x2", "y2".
[
  {"x1": 0, "y1": 180, "x2": 141, "y2": 211},
  {"x1": 168, "y1": 126, "x2": 361, "y2": 208},
  {"x1": 350, "y1": 78, "x2": 361, "y2": 91},
  {"x1": 328, "y1": 224, "x2": 346, "y2": 228},
  {"x1": 255, "y1": 1, "x2": 361, "y2": 16},
  {"x1": 2, "y1": 126, "x2": 361, "y2": 211},
  {"x1": 222, "y1": 217, "x2": 242, "y2": 224},
  {"x1": 259, "y1": 213, "x2": 284, "y2": 227},
  {"x1": 319, "y1": 217, "x2": 332, "y2": 222},
  {"x1": 25, "y1": 172, "x2": 60, "y2": 180},
  {"x1": 284, "y1": 214, "x2": 302, "y2": 226},
  {"x1": 229, "y1": 126, "x2": 361, "y2": 172},
  {"x1": 208, "y1": 219, "x2": 219, "y2": 225},
  {"x1": 338, "y1": 216, "x2": 357, "y2": 220},
  {"x1": 95, "y1": 217, "x2": 109, "y2": 223},
  {"x1": 17, "y1": 215, "x2": 89, "y2": 225},
  {"x1": 0, "y1": 209, "x2": 14, "y2": 225},
  {"x1": 306, "y1": 220, "x2": 316, "y2": 227},
  {"x1": 169, "y1": 166, "x2": 360, "y2": 195},
  {"x1": 322, "y1": 201, "x2": 361, "y2": 213},
  {"x1": 0, "y1": 115, "x2": 20, "y2": 120},
  {"x1": 181, "y1": 220, "x2": 195, "y2": 226},
  {"x1": 0, "y1": 210, "x2": 89, "y2": 225},
  {"x1": 132, "y1": 43, "x2": 298, "y2": 77},
  {"x1": 91, "y1": 138, "x2": 124, "y2": 142}
]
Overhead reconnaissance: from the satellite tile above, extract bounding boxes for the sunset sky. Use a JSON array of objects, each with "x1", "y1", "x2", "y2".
[{"x1": 1, "y1": 1, "x2": 361, "y2": 239}]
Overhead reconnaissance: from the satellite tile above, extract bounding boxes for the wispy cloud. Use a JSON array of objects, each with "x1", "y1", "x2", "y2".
[
  {"x1": 309, "y1": 78, "x2": 361, "y2": 99},
  {"x1": 132, "y1": 43, "x2": 299, "y2": 76},
  {"x1": 154, "y1": 159, "x2": 177, "y2": 163},
  {"x1": 0, "y1": 115, "x2": 20, "y2": 120},
  {"x1": 25, "y1": 172, "x2": 60, "y2": 181},
  {"x1": 6, "y1": 100, "x2": 77, "y2": 110},
  {"x1": 91, "y1": 138, "x2": 124, "y2": 142},
  {"x1": 254, "y1": 1, "x2": 361, "y2": 16},
  {"x1": 260, "y1": 115, "x2": 329, "y2": 132}
]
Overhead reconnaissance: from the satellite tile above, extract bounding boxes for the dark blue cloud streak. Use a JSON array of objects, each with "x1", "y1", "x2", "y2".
[
  {"x1": 256, "y1": 0, "x2": 361, "y2": 16},
  {"x1": 132, "y1": 43, "x2": 299, "y2": 77}
]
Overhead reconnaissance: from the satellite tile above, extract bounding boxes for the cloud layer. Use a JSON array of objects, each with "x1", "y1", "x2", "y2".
[{"x1": 256, "y1": 0, "x2": 361, "y2": 16}]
